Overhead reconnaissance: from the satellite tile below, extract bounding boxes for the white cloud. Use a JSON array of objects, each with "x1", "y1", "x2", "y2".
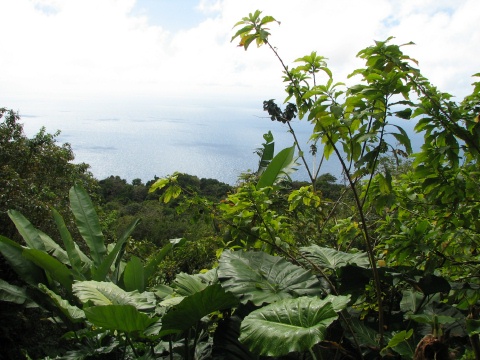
[{"x1": 1, "y1": 0, "x2": 478, "y2": 111}]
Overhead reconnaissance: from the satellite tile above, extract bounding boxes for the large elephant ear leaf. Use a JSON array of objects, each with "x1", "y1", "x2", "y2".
[
  {"x1": 84, "y1": 304, "x2": 157, "y2": 334},
  {"x1": 240, "y1": 295, "x2": 349, "y2": 357},
  {"x1": 212, "y1": 315, "x2": 255, "y2": 360},
  {"x1": 73, "y1": 280, "x2": 155, "y2": 311},
  {"x1": 38, "y1": 284, "x2": 85, "y2": 323},
  {"x1": 161, "y1": 284, "x2": 238, "y2": 333},
  {"x1": 218, "y1": 250, "x2": 324, "y2": 306},
  {"x1": 300, "y1": 245, "x2": 370, "y2": 270}
]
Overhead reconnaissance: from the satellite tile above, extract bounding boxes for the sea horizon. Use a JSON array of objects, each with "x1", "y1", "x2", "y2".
[{"x1": 16, "y1": 101, "x2": 421, "y2": 186}]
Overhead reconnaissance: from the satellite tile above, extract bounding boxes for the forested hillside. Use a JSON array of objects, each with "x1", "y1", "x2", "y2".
[{"x1": 1, "y1": 10, "x2": 480, "y2": 360}]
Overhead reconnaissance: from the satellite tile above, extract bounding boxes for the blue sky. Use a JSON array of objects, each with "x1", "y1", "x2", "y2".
[
  {"x1": 1, "y1": 0, "x2": 479, "y2": 115},
  {"x1": 131, "y1": 0, "x2": 206, "y2": 31}
]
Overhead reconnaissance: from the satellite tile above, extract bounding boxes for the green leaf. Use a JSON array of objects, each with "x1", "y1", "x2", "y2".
[
  {"x1": 259, "y1": 15, "x2": 277, "y2": 26},
  {"x1": 218, "y1": 250, "x2": 323, "y2": 306},
  {"x1": 7, "y1": 210, "x2": 45, "y2": 250},
  {"x1": 162, "y1": 184, "x2": 182, "y2": 203},
  {"x1": 148, "y1": 177, "x2": 170, "y2": 193},
  {"x1": 0, "y1": 236, "x2": 46, "y2": 286},
  {"x1": 73, "y1": 280, "x2": 156, "y2": 311},
  {"x1": 38, "y1": 283, "x2": 85, "y2": 323},
  {"x1": 144, "y1": 243, "x2": 173, "y2": 281},
  {"x1": 172, "y1": 272, "x2": 208, "y2": 296},
  {"x1": 394, "y1": 108, "x2": 413, "y2": 119},
  {"x1": 300, "y1": 245, "x2": 370, "y2": 270},
  {"x1": 390, "y1": 124, "x2": 413, "y2": 154},
  {"x1": 212, "y1": 315, "x2": 255, "y2": 360},
  {"x1": 94, "y1": 218, "x2": 140, "y2": 282},
  {"x1": 84, "y1": 305, "x2": 157, "y2": 334},
  {"x1": 256, "y1": 145, "x2": 295, "y2": 190},
  {"x1": 161, "y1": 283, "x2": 238, "y2": 332},
  {"x1": 69, "y1": 184, "x2": 106, "y2": 266},
  {"x1": 257, "y1": 131, "x2": 275, "y2": 176},
  {"x1": 380, "y1": 329, "x2": 413, "y2": 356},
  {"x1": 346, "y1": 318, "x2": 380, "y2": 349},
  {"x1": 417, "y1": 274, "x2": 451, "y2": 295},
  {"x1": 230, "y1": 25, "x2": 254, "y2": 42},
  {"x1": 52, "y1": 208, "x2": 85, "y2": 280},
  {"x1": 466, "y1": 319, "x2": 480, "y2": 336},
  {"x1": 0, "y1": 278, "x2": 29, "y2": 304},
  {"x1": 22, "y1": 248, "x2": 73, "y2": 293},
  {"x1": 240, "y1": 296, "x2": 348, "y2": 357},
  {"x1": 123, "y1": 256, "x2": 145, "y2": 292}
]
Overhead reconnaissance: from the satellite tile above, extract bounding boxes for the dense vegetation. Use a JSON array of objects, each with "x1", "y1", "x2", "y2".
[{"x1": 1, "y1": 10, "x2": 480, "y2": 360}]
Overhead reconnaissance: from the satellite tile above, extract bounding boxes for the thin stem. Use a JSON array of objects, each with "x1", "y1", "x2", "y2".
[
  {"x1": 308, "y1": 347, "x2": 318, "y2": 360},
  {"x1": 169, "y1": 337, "x2": 173, "y2": 360},
  {"x1": 325, "y1": 131, "x2": 385, "y2": 345},
  {"x1": 361, "y1": 98, "x2": 389, "y2": 208},
  {"x1": 286, "y1": 121, "x2": 316, "y2": 187},
  {"x1": 126, "y1": 334, "x2": 139, "y2": 358}
]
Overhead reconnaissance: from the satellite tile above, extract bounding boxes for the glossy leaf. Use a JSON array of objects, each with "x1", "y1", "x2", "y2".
[
  {"x1": 218, "y1": 250, "x2": 323, "y2": 305},
  {"x1": 161, "y1": 283, "x2": 238, "y2": 332},
  {"x1": 84, "y1": 305, "x2": 157, "y2": 333},
  {"x1": 123, "y1": 256, "x2": 145, "y2": 292},
  {"x1": 417, "y1": 274, "x2": 451, "y2": 295},
  {"x1": 69, "y1": 184, "x2": 106, "y2": 266},
  {"x1": 0, "y1": 278, "x2": 29, "y2": 304},
  {"x1": 300, "y1": 245, "x2": 370, "y2": 270},
  {"x1": 0, "y1": 236, "x2": 46, "y2": 286},
  {"x1": 73, "y1": 280, "x2": 155, "y2": 311},
  {"x1": 466, "y1": 319, "x2": 480, "y2": 336},
  {"x1": 144, "y1": 243, "x2": 172, "y2": 281},
  {"x1": 257, "y1": 131, "x2": 275, "y2": 176},
  {"x1": 39, "y1": 283, "x2": 85, "y2": 323},
  {"x1": 95, "y1": 218, "x2": 140, "y2": 282},
  {"x1": 52, "y1": 208, "x2": 85, "y2": 279},
  {"x1": 7, "y1": 210, "x2": 44, "y2": 250},
  {"x1": 172, "y1": 272, "x2": 208, "y2": 296},
  {"x1": 22, "y1": 248, "x2": 73, "y2": 293},
  {"x1": 212, "y1": 315, "x2": 255, "y2": 360},
  {"x1": 256, "y1": 145, "x2": 295, "y2": 190},
  {"x1": 240, "y1": 296, "x2": 348, "y2": 356}
]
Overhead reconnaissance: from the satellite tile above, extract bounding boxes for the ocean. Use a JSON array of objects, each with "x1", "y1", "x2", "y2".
[
  {"x1": 20, "y1": 103, "x2": 328, "y2": 185},
  {"x1": 19, "y1": 102, "x2": 421, "y2": 185}
]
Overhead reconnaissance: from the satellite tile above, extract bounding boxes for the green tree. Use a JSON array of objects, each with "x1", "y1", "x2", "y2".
[{"x1": 0, "y1": 108, "x2": 97, "y2": 243}]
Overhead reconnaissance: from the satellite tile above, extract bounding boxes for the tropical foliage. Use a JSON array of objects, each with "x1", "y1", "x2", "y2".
[{"x1": 1, "y1": 9, "x2": 480, "y2": 360}]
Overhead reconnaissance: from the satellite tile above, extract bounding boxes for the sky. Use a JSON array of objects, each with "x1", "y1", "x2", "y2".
[{"x1": 1, "y1": 0, "x2": 479, "y2": 115}]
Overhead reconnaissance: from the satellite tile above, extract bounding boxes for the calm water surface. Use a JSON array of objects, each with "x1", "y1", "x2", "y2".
[
  {"x1": 21, "y1": 104, "x2": 329, "y2": 184},
  {"x1": 20, "y1": 102, "x2": 421, "y2": 185}
]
